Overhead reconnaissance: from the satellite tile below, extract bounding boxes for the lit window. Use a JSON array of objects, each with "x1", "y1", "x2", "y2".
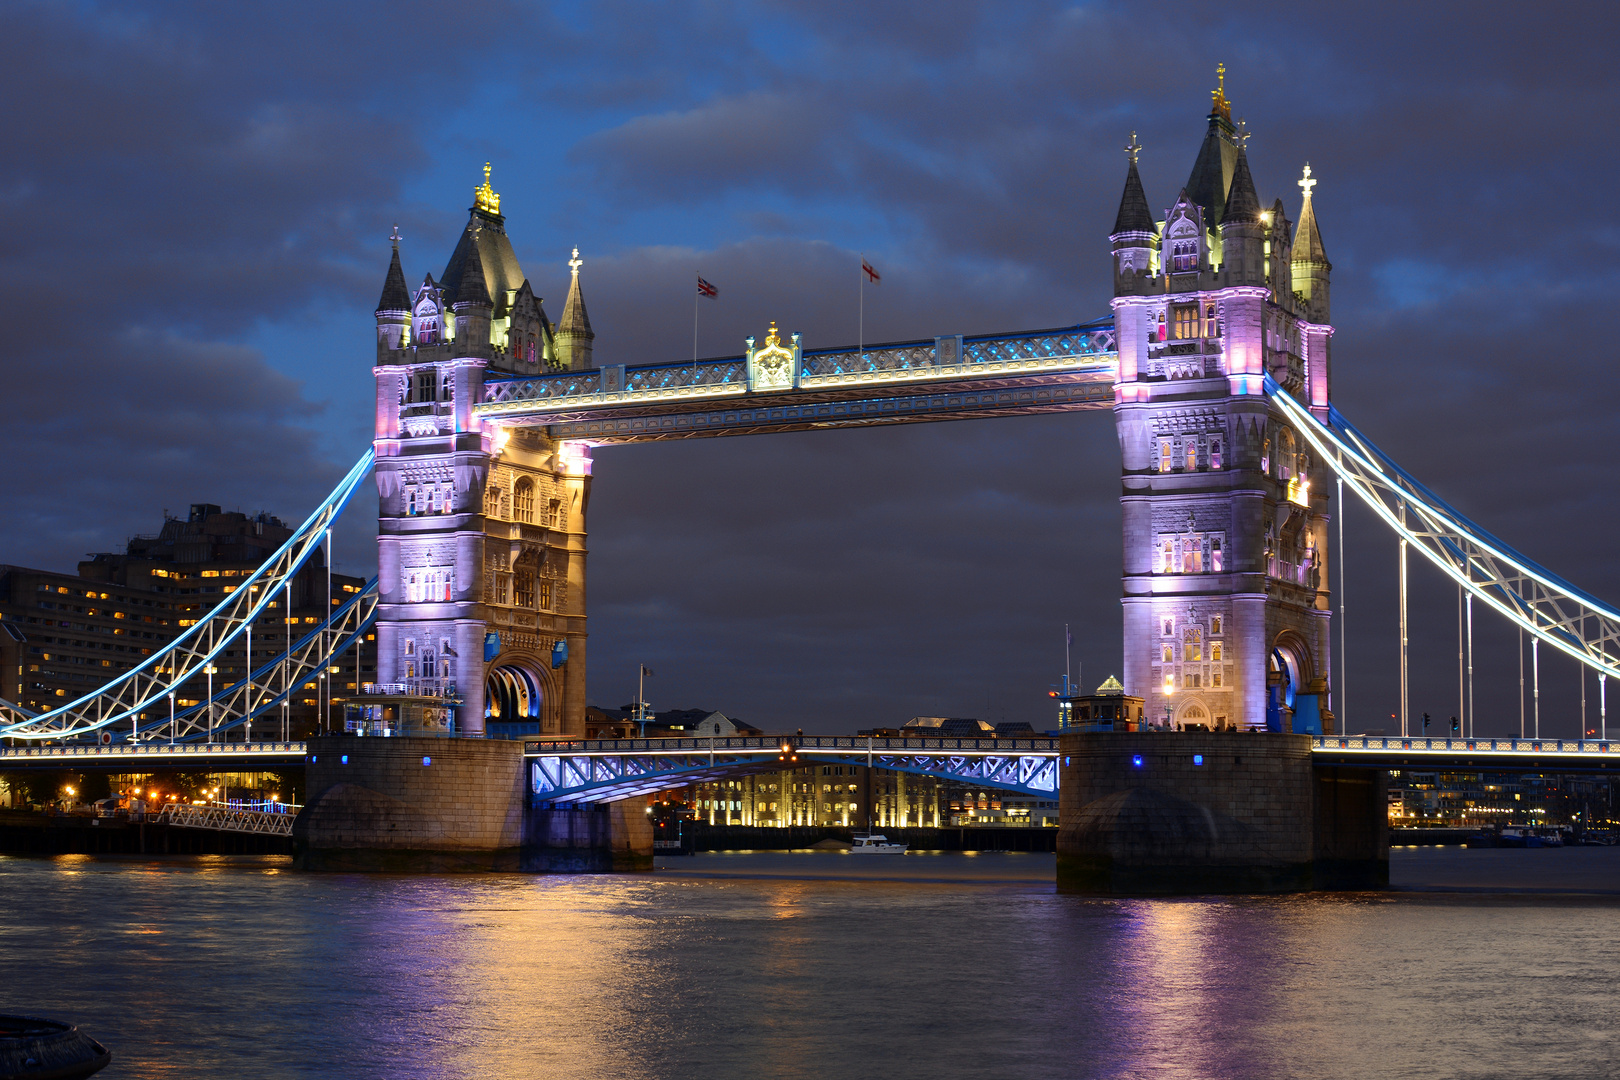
[
  {"x1": 1205, "y1": 303, "x2": 1220, "y2": 337},
  {"x1": 515, "y1": 570, "x2": 535, "y2": 608},
  {"x1": 1210, "y1": 439, "x2": 1222, "y2": 470},
  {"x1": 514, "y1": 479, "x2": 535, "y2": 524},
  {"x1": 1211, "y1": 540, "x2": 1223, "y2": 573},
  {"x1": 1162, "y1": 644, "x2": 1173, "y2": 663},
  {"x1": 1213, "y1": 671, "x2": 1223, "y2": 688},
  {"x1": 1170, "y1": 240, "x2": 1197, "y2": 273},
  {"x1": 1182, "y1": 539, "x2": 1202, "y2": 574},
  {"x1": 1212, "y1": 642, "x2": 1223, "y2": 662},
  {"x1": 1173, "y1": 304, "x2": 1200, "y2": 339},
  {"x1": 1189, "y1": 643, "x2": 1202, "y2": 662},
  {"x1": 1162, "y1": 618, "x2": 1174, "y2": 636},
  {"x1": 1185, "y1": 441, "x2": 1198, "y2": 472},
  {"x1": 1159, "y1": 441, "x2": 1171, "y2": 473},
  {"x1": 1161, "y1": 541, "x2": 1174, "y2": 574},
  {"x1": 1211, "y1": 616, "x2": 1222, "y2": 635}
]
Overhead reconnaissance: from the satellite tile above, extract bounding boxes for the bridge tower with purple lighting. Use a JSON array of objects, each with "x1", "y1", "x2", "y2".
[
  {"x1": 371, "y1": 167, "x2": 594, "y2": 738},
  {"x1": 1111, "y1": 72, "x2": 1336, "y2": 733}
]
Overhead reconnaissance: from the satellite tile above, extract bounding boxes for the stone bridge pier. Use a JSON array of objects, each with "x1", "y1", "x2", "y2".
[{"x1": 1056, "y1": 732, "x2": 1386, "y2": 894}]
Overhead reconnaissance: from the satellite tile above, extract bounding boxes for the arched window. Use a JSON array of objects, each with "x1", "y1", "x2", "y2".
[
  {"x1": 1161, "y1": 541, "x2": 1174, "y2": 573},
  {"x1": 404, "y1": 638, "x2": 415, "y2": 655},
  {"x1": 1185, "y1": 440, "x2": 1198, "y2": 472},
  {"x1": 484, "y1": 486, "x2": 500, "y2": 517},
  {"x1": 1171, "y1": 239, "x2": 1198, "y2": 272},
  {"x1": 1182, "y1": 539, "x2": 1202, "y2": 574},
  {"x1": 1212, "y1": 642, "x2": 1223, "y2": 662},
  {"x1": 1159, "y1": 441, "x2": 1172, "y2": 473},
  {"x1": 514, "y1": 478, "x2": 535, "y2": 524},
  {"x1": 1210, "y1": 438, "x2": 1223, "y2": 470},
  {"x1": 1211, "y1": 538, "x2": 1223, "y2": 573},
  {"x1": 1162, "y1": 644, "x2": 1173, "y2": 663}
]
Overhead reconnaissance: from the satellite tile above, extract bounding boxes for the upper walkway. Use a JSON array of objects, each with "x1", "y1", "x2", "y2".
[{"x1": 474, "y1": 322, "x2": 1117, "y2": 442}]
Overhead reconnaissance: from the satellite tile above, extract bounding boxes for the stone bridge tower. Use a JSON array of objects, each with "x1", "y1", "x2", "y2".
[
  {"x1": 1111, "y1": 74, "x2": 1335, "y2": 732},
  {"x1": 371, "y1": 167, "x2": 593, "y2": 738}
]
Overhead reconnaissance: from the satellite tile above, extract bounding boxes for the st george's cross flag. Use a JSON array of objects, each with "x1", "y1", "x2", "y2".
[{"x1": 861, "y1": 258, "x2": 880, "y2": 283}]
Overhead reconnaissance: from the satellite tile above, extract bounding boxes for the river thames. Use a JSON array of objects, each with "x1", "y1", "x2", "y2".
[{"x1": 2, "y1": 848, "x2": 1616, "y2": 1079}]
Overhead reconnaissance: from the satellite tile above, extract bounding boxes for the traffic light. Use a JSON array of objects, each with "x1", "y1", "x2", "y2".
[
  {"x1": 1450, "y1": 716, "x2": 1460, "y2": 735},
  {"x1": 1422, "y1": 712, "x2": 1431, "y2": 732}
]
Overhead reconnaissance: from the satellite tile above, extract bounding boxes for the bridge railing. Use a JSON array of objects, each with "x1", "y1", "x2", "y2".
[
  {"x1": 159, "y1": 801, "x2": 299, "y2": 837},
  {"x1": 0, "y1": 742, "x2": 308, "y2": 763},
  {"x1": 1314, "y1": 736, "x2": 1613, "y2": 757},
  {"x1": 524, "y1": 734, "x2": 1061, "y2": 755}
]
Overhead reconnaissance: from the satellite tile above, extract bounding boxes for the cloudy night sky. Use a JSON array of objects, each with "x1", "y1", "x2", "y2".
[{"x1": 2, "y1": 1, "x2": 1616, "y2": 735}]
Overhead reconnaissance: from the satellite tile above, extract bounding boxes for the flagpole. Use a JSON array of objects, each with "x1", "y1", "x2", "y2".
[
  {"x1": 1064, "y1": 623, "x2": 1071, "y2": 697},
  {"x1": 638, "y1": 664, "x2": 645, "y2": 737},
  {"x1": 858, "y1": 252, "x2": 864, "y2": 363},
  {"x1": 693, "y1": 273, "x2": 700, "y2": 385}
]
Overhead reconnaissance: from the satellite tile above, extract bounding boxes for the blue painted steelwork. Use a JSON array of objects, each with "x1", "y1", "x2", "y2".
[{"x1": 527, "y1": 735, "x2": 1061, "y2": 803}]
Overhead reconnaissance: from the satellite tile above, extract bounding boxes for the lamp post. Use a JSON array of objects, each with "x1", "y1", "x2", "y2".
[{"x1": 206, "y1": 665, "x2": 217, "y2": 743}]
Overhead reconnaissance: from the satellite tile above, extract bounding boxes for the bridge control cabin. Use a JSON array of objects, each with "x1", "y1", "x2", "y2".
[{"x1": 1057, "y1": 676, "x2": 1146, "y2": 733}]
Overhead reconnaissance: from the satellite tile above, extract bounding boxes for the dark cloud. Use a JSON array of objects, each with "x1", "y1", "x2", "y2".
[{"x1": 1, "y1": 0, "x2": 1616, "y2": 733}]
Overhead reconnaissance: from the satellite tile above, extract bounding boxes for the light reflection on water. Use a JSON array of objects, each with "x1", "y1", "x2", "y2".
[{"x1": 1, "y1": 850, "x2": 1616, "y2": 1080}]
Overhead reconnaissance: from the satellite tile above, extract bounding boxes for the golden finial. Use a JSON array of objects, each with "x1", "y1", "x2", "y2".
[
  {"x1": 1299, "y1": 163, "x2": 1317, "y2": 199},
  {"x1": 765, "y1": 321, "x2": 780, "y2": 348},
  {"x1": 1211, "y1": 62, "x2": 1232, "y2": 121},
  {"x1": 569, "y1": 246, "x2": 582, "y2": 277},
  {"x1": 474, "y1": 162, "x2": 501, "y2": 215},
  {"x1": 1124, "y1": 131, "x2": 1142, "y2": 165}
]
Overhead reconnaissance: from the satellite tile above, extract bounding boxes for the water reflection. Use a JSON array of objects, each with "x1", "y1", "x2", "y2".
[{"x1": 0, "y1": 851, "x2": 1615, "y2": 1080}]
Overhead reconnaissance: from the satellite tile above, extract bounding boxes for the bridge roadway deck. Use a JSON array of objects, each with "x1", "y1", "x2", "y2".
[{"x1": 0, "y1": 735, "x2": 1611, "y2": 782}]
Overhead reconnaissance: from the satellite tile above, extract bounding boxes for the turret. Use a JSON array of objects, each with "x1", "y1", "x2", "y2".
[
  {"x1": 450, "y1": 229, "x2": 493, "y2": 359},
  {"x1": 555, "y1": 247, "x2": 595, "y2": 369},
  {"x1": 375, "y1": 227, "x2": 411, "y2": 360},
  {"x1": 1217, "y1": 133, "x2": 1263, "y2": 285},
  {"x1": 1291, "y1": 164, "x2": 1331, "y2": 323},
  {"x1": 1111, "y1": 133, "x2": 1158, "y2": 294}
]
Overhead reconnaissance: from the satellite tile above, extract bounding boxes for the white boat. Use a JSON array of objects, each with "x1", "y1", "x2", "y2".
[{"x1": 849, "y1": 834, "x2": 908, "y2": 853}]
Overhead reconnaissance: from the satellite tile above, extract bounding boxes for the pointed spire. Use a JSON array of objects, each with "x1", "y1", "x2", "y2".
[
  {"x1": 559, "y1": 246, "x2": 592, "y2": 337},
  {"x1": 1292, "y1": 163, "x2": 1329, "y2": 265},
  {"x1": 1221, "y1": 137, "x2": 1261, "y2": 224},
  {"x1": 453, "y1": 229, "x2": 493, "y2": 308},
  {"x1": 376, "y1": 232, "x2": 410, "y2": 313},
  {"x1": 1112, "y1": 134, "x2": 1155, "y2": 236}
]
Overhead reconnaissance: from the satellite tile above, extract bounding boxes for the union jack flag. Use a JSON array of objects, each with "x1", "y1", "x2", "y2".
[{"x1": 696, "y1": 276, "x2": 718, "y2": 298}]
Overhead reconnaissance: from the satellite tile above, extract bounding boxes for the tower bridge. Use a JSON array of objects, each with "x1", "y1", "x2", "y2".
[{"x1": 3, "y1": 77, "x2": 1619, "y2": 887}]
